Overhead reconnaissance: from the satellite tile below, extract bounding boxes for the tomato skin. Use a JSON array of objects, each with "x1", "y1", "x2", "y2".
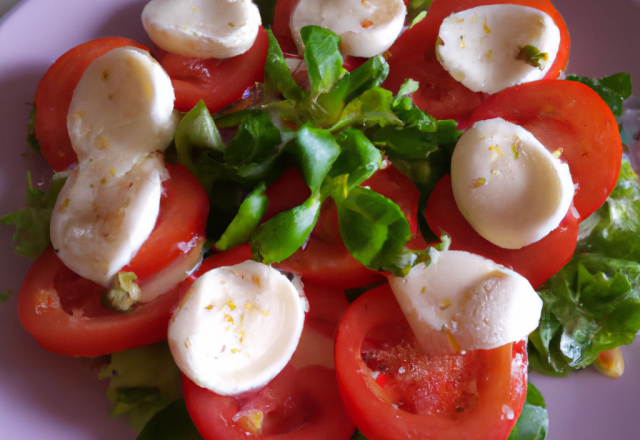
[
  {"x1": 335, "y1": 284, "x2": 527, "y2": 440},
  {"x1": 425, "y1": 174, "x2": 579, "y2": 289},
  {"x1": 155, "y1": 26, "x2": 269, "y2": 114},
  {"x1": 384, "y1": 0, "x2": 569, "y2": 124},
  {"x1": 34, "y1": 37, "x2": 149, "y2": 171},
  {"x1": 122, "y1": 163, "x2": 209, "y2": 280},
  {"x1": 275, "y1": 165, "x2": 420, "y2": 289},
  {"x1": 467, "y1": 79, "x2": 622, "y2": 220},
  {"x1": 273, "y1": 0, "x2": 299, "y2": 55},
  {"x1": 18, "y1": 246, "x2": 179, "y2": 357}
]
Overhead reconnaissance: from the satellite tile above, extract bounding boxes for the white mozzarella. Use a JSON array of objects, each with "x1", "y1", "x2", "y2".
[
  {"x1": 50, "y1": 154, "x2": 167, "y2": 287},
  {"x1": 168, "y1": 261, "x2": 307, "y2": 396},
  {"x1": 142, "y1": 0, "x2": 261, "y2": 59},
  {"x1": 436, "y1": 4, "x2": 561, "y2": 94},
  {"x1": 451, "y1": 118, "x2": 574, "y2": 249},
  {"x1": 290, "y1": 0, "x2": 406, "y2": 58},
  {"x1": 67, "y1": 46, "x2": 179, "y2": 178},
  {"x1": 389, "y1": 249, "x2": 542, "y2": 355}
]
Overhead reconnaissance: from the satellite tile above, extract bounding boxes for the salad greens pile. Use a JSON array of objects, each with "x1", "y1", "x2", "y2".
[{"x1": 2, "y1": 1, "x2": 639, "y2": 438}]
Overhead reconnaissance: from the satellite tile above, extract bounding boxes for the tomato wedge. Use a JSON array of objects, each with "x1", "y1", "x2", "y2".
[
  {"x1": 18, "y1": 164, "x2": 209, "y2": 357},
  {"x1": 425, "y1": 174, "x2": 579, "y2": 289},
  {"x1": 384, "y1": 0, "x2": 569, "y2": 124},
  {"x1": 467, "y1": 79, "x2": 622, "y2": 219},
  {"x1": 34, "y1": 37, "x2": 149, "y2": 171},
  {"x1": 155, "y1": 26, "x2": 269, "y2": 114},
  {"x1": 335, "y1": 283, "x2": 527, "y2": 440}
]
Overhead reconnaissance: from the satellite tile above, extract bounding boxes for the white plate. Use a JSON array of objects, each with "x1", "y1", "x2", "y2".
[{"x1": 0, "y1": 0, "x2": 639, "y2": 439}]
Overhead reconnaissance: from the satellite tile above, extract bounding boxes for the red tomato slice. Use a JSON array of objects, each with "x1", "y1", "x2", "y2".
[
  {"x1": 467, "y1": 79, "x2": 622, "y2": 220},
  {"x1": 18, "y1": 246, "x2": 179, "y2": 357},
  {"x1": 155, "y1": 26, "x2": 269, "y2": 114},
  {"x1": 425, "y1": 174, "x2": 579, "y2": 289},
  {"x1": 335, "y1": 283, "x2": 527, "y2": 440},
  {"x1": 275, "y1": 165, "x2": 420, "y2": 289},
  {"x1": 34, "y1": 37, "x2": 149, "y2": 171},
  {"x1": 180, "y1": 270, "x2": 354, "y2": 440},
  {"x1": 384, "y1": 0, "x2": 569, "y2": 124},
  {"x1": 18, "y1": 164, "x2": 209, "y2": 357},
  {"x1": 122, "y1": 163, "x2": 209, "y2": 280}
]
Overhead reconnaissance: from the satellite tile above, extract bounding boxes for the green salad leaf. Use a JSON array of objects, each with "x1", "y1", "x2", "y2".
[
  {"x1": 566, "y1": 72, "x2": 632, "y2": 119},
  {"x1": 0, "y1": 172, "x2": 67, "y2": 259},
  {"x1": 137, "y1": 399, "x2": 204, "y2": 440},
  {"x1": 507, "y1": 382, "x2": 549, "y2": 440},
  {"x1": 98, "y1": 341, "x2": 182, "y2": 430},
  {"x1": 27, "y1": 104, "x2": 40, "y2": 153},
  {"x1": 0, "y1": 288, "x2": 13, "y2": 305},
  {"x1": 530, "y1": 160, "x2": 640, "y2": 376}
]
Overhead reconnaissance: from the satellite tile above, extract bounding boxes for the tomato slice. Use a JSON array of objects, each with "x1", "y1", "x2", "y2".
[
  {"x1": 34, "y1": 37, "x2": 149, "y2": 171},
  {"x1": 18, "y1": 246, "x2": 178, "y2": 357},
  {"x1": 467, "y1": 79, "x2": 622, "y2": 220},
  {"x1": 273, "y1": 0, "x2": 300, "y2": 55},
  {"x1": 18, "y1": 164, "x2": 209, "y2": 357},
  {"x1": 180, "y1": 264, "x2": 355, "y2": 440},
  {"x1": 384, "y1": 0, "x2": 569, "y2": 124},
  {"x1": 122, "y1": 163, "x2": 209, "y2": 280},
  {"x1": 275, "y1": 165, "x2": 419, "y2": 289},
  {"x1": 425, "y1": 174, "x2": 579, "y2": 289},
  {"x1": 335, "y1": 283, "x2": 527, "y2": 440},
  {"x1": 155, "y1": 26, "x2": 269, "y2": 114}
]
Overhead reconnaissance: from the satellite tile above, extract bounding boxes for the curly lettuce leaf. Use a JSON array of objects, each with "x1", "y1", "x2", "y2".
[
  {"x1": 98, "y1": 341, "x2": 182, "y2": 430},
  {"x1": 0, "y1": 172, "x2": 67, "y2": 259},
  {"x1": 529, "y1": 254, "x2": 640, "y2": 376},
  {"x1": 577, "y1": 160, "x2": 640, "y2": 261},
  {"x1": 507, "y1": 382, "x2": 549, "y2": 440},
  {"x1": 566, "y1": 72, "x2": 632, "y2": 119}
]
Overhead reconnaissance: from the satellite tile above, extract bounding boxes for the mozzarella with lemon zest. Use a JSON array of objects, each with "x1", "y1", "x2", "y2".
[
  {"x1": 389, "y1": 249, "x2": 542, "y2": 355},
  {"x1": 436, "y1": 4, "x2": 561, "y2": 94},
  {"x1": 142, "y1": 0, "x2": 261, "y2": 59},
  {"x1": 168, "y1": 261, "x2": 307, "y2": 396},
  {"x1": 51, "y1": 46, "x2": 179, "y2": 287},
  {"x1": 451, "y1": 118, "x2": 574, "y2": 249},
  {"x1": 290, "y1": 0, "x2": 406, "y2": 58}
]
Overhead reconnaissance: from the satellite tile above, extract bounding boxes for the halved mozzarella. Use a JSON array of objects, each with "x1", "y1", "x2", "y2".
[
  {"x1": 50, "y1": 154, "x2": 167, "y2": 287},
  {"x1": 290, "y1": 0, "x2": 406, "y2": 58},
  {"x1": 451, "y1": 118, "x2": 574, "y2": 249},
  {"x1": 436, "y1": 4, "x2": 561, "y2": 94},
  {"x1": 389, "y1": 249, "x2": 542, "y2": 354},
  {"x1": 142, "y1": 0, "x2": 261, "y2": 59},
  {"x1": 67, "y1": 46, "x2": 179, "y2": 178},
  {"x1": 168, "y1": 261, "x2": 307, "y2": 396}
]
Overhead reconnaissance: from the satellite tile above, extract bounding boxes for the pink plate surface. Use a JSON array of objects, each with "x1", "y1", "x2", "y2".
[{"x1": 0, "y1": 0, "x2": 639, "y2": 439}]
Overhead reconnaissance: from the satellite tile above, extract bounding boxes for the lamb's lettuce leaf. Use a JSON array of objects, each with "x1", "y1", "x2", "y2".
[
  {"x1": 215, "y1": 182, "x2": 268, "y2": 251},
  {"x1": 0, "y1": 172, "x2": 67, "y2": 259},
  {"x1": 137, "y1": 399, "x2": 204, "y2": 440},
  {"x1": 0, "y1": 289, "x2": 13, "y2": 305}
]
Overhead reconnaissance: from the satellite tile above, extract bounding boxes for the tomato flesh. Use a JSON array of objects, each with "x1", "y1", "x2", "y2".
[
  {"x1": 384, "y1": 0, "x2": 569, "y2": 124},
  {"x1": 156, "y1": 26, "x2": 269, "y2": 114},
  {"x1": 335, "y1": 284, "x2": 527, "y2": 440},
  {"x1": 34, "y1": 37, "x2": 149, "y2": 171},
  {"x1": 425, "y1": 174, "x2": 579, "y2": 289}
]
